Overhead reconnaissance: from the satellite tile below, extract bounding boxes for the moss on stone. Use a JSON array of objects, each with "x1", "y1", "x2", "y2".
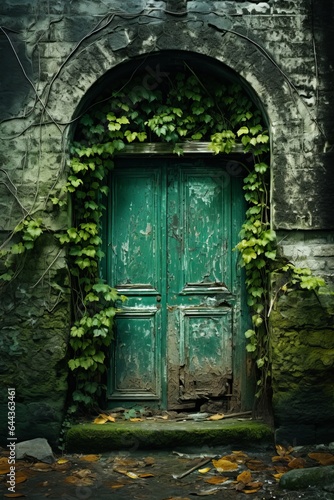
[{"x1": 66, "y1": 420, "x2": 273, "y2": 453}]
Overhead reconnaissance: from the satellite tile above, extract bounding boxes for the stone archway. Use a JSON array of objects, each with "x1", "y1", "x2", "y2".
[{"x1": 68, "y1": 51, "x2": 267, "y2": 412}]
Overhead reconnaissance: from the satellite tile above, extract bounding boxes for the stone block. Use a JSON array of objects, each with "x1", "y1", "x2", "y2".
[{"x1": 16, "y1": 437, "x2": 55, "y2": 463}]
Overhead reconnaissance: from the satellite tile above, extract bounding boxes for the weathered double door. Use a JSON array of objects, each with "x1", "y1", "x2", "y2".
[{"x1": 106, "y1": 158, "x2": 244, "y2": 409}]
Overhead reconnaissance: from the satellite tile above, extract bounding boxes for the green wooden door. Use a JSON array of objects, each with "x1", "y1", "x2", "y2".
[{"x1": 105, "y1": 158, "x2": 247, "y2": 410}]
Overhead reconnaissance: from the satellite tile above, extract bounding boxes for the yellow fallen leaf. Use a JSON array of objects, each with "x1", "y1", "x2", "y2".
[
  {"x1": 198, "y1": 467, "x2": 211, "y2": 474},
  {"x1": 129, "y1": 418, "x2": 143, "y2": 422},
  {"x1": 110, "y1": 484, "x2": 125, "y2": 489},
  {"x1": 205, "y1": 476, "x2": 228, "y2": 484},
  {"x1": 57, "y1": 458, "x2": 69, "y2": 465},
  {"x1": 212, "y1": 458, "x2": 238, "y2": 471},
  {"x1": 105, "y1": 414, "x2": 116, "y2": 422},
  {"x1": 208, "y1": 413, "x2": 224, "y2": 421},
  {"x1": 138, "y1": 473, "x2": 154, "y2": 478},
  {"x1": 80, "y1": 454, "x2": 100, "y2": 462},
  {"x1": 93, "y1": 415, "x2": 108, "y2": 424},
  {"x1": 126, "y1": 471, "x2": 140, "y2": 479},
  {"x1": 237, "y1": 470, "x2": 252, "y2": 484},
  {"x1": 275, "y1": 444, "x2": 293, "y2": 457},
  {"x1": 241, "y1": 488, "x2": 261, "y2": 494},
  {"x1": 273, "y1": 472, "x2": 284, "y2": 481},
  {"x1": 0, "y1": 465, "x2": 11, "y2": 474},
  {"x1": 15, "y1": 471, "x2": 28, "y2": 484}
]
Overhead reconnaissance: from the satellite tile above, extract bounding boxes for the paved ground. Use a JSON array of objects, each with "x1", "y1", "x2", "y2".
[{"x1": 1, "y1": 443, "x2": 334, "y2": 499}]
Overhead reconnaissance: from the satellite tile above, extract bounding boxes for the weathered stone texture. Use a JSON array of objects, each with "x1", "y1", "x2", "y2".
[
  {"x1": 0, "y1": 0, "x2": 334, "y2": 444},
  {"x1": 271, "y1": 289, "x2": 334, "y2": 444}
]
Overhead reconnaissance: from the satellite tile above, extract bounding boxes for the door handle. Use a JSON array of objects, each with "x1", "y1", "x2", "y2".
[{"x1": 156, "y1": 295, "x2": 162, "y2": 302}]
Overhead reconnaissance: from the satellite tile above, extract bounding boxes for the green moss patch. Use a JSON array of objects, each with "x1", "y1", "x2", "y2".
[{"x1": 66, "y1": 419, "x2": 273, "y2": 453}]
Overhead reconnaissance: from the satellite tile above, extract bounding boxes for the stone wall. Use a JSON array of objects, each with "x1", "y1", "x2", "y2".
[{"x1": 0, "y1": 0, "x2": 333, "y2": 444}]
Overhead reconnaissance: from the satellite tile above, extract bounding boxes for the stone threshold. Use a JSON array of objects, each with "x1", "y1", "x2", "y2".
[{"x1": 66, "y1": 418, "x2": 273, "y2": 453}]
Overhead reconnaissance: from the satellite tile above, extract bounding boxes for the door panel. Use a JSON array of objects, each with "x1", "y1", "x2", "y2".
[
  {"x1": 106, "y1": 159, "x2": 244, "y2": 409},
  {"x1": 108, "y1": 167, "x2": 164, "y2": 402},
  {"x1": 110, "y1": 309, "x2": 161, "y2": 399},
  {"x1": 111, "y1": 168, "x2": 162, "y2": 291},
  {"x1": 180, "y1": 308, "x2": 232, "y2": 399}
]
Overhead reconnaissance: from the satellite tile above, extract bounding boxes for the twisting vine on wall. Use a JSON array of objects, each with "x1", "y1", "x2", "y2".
[{"x1": 0, "y1": 68, "x2": 325, "y2": 411}]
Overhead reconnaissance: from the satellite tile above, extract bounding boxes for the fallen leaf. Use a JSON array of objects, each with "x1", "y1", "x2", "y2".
[
  {"x1": 31, "y1": 462, "x2": 53, "y2": 471},
  {"x1": 113, "y1": 468, "x2": 128, "y2": 475},
  {"x1": 198, "y1": 467, "x2": 211, "y2": 474},
  {"x1": 4, "y1": 494, "x2": 26, "y2": 498},
  {"x1": 0, "y1": 457, "x2": 9, "y2": 465},
  {"x1": 273, "y1": 465, "x2": 289, "y2": 474},
  {"x1": 65, "y1": 475, "x2": 94, "y2": 486},
  {"x1": 229, "y1": 451, "x2": 249, "y2": 463},
  {"x1": 129, "y1": 418, "x2": 143, "y2": 422},
  {"x1": 247, "y1": 481, "x2": 263, "y2": 488},
  {"x1": 138, "y1": 473, "x2": 154, "y2": 478},
  {"x1": 126, "y1": 471, "x2": 140, "y2": 479},
  {"x1": 212, "y1": 458, "x2": 238, "y2": 471},
  {"x1": 114, "y1": 457, "x2": 141, "y2": 467},
  {"x1": 0, "y1": 465, "x2": 11, "y2": 474},
  {"x1": 246, "y1": 459, "x2": 269, "y2": 471},
  {"x1": 208, "y1": 413, "x2": 224, "y2": 421},
  {"x1": 273, "y1": 472, "x2": 285, "y2": 481},
  {"x1": 204, "y1": 476, "x2": 228, "y2": 484},
  {"x1": 93, "y1": 415, "x2": 108, "y2": 424},
  {"x1": 144, "y1": 457, "x2": 155, "y2": 466},
  {"x1": 93, "y1": 413, "x2": 116, "y2": 424},
  {"x1": 237, "y1": 470, "x2": 252, "y2": 484},
  {"x1": 15, "y1": 471, "x2": 28, "y2": 484},
  {"x1": 80, "y1": 454, "x2": 100, "y2": 462},
  {"x1": 275, "y1": 444, "x2": 293, "y2": 457},
  {"x1": 308, "y1": 452, "x2": 334, "y2": 466},
  {"x1": 74, "y1": 468, "x2": 95, "y2": 479},
  {"x1": 110, "y1": 484, "x2": 125, "y2": 489},
  {"x1": 287, "y1": 457, "x2": 307, "y2": 469},
  {"x1": 241, "y1": 488, "x2": 261, "y2": 494},
  {"x1": 164, "y1": 497, "x2": 191, "y2": 500},
  {"x1": 57, "y1": 458, "x2": 69, "y2": 465}
]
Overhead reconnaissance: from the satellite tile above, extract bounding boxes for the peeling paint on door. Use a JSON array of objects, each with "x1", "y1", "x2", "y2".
[{"x1": 105, "y1": 158, "x2": 248, "y2": 410}]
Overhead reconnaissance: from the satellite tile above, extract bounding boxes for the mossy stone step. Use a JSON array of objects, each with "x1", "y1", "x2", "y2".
[{"x1": 66, "y1": 419, "x2": 273, "y2": 453}]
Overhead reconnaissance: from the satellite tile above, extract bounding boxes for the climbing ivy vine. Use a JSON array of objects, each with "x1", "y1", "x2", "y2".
[{"x1": 0, "y1": 69, "x2": 325, "y2": 409}]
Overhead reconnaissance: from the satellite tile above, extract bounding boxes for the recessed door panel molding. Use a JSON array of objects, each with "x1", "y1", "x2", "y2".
[
  {"x1": 179, "y1": 307, "x2": 233, "y2": 400},
  {"x1": 181, "y1": 169, "x2": 230, "y2": 291},
  {"x1": 109, "y1": 308, "x2": 161, "y2": 400},
  {"x1": 111, "y1": 168, "x2": 162, "y2": 293}
]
